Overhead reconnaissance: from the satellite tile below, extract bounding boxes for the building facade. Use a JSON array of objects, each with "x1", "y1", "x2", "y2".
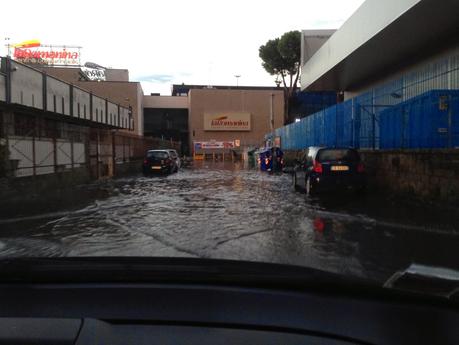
[{"x1": 188, "y1": 88, "x2": 284, "y2": 154}]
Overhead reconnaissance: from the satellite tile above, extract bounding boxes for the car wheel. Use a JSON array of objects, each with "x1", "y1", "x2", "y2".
[
  {"x1": 306, "y1": 177, "x2": 315, "y2": 196},
  {"x1": 293, "y1": 173, "x2": 299, "y2": 191}
]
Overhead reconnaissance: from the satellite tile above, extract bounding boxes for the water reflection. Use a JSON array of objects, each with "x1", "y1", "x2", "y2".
[{"x1": 0, "y1": 162, "x2": 458, "y2": 283}]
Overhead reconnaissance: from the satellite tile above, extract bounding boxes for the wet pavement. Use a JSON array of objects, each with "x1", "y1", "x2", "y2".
[{"x1": 1, "y1": 161, "x2": 459, "y2": 284}]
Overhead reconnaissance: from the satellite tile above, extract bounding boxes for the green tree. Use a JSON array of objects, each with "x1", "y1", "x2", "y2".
[{"x1": 259, "y1": 30, "x2": 301, "y2": 124}]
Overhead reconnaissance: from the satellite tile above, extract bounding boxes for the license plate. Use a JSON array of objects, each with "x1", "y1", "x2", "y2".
[
  {"x1": 151, "y1": 166, "x2": 162, "y2": 170},
  {"x1": 331, "y1": 166, "x2": 349, "y2": 171}
]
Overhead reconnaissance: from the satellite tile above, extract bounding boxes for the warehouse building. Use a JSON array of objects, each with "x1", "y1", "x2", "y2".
[{"x1": 271, "y1": 0, "x2": 459, "y2": 151}]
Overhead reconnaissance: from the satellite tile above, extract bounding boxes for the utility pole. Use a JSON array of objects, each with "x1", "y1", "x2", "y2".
[{"x1": 235, "y1": 75, "x2": 241, "y2": 87}]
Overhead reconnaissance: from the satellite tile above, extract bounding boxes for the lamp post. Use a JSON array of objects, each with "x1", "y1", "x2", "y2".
[{"x1": 235, "y1": 75, "x2": 241, "y2": 87}]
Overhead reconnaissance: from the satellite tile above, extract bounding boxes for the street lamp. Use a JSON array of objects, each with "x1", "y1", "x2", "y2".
[{"x1": 235, "y1": 75, "x2": 241, "y2": 87}]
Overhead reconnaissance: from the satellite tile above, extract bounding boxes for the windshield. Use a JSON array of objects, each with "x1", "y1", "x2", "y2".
[
  {"x1": 1, "y1": 0, "x2": 459, "y2": 300},
  {"x1": 317, "y1": 149, "x2": 360, "y2": 162},
  {"x1": 147, "y1": 151, "x2": 169, "y2": 159}
]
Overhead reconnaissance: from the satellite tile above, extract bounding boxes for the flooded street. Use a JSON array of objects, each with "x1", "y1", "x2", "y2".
[{"x1": 1, "y1": 162, "x2": 459, "y2": 284}]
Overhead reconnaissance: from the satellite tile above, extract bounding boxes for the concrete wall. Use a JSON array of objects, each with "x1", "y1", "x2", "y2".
[
  {"x1": 0, "y1": 167, "x2": 91, "y2": 218},
  {"x1": 360, "y1": 149, "x2": 459, "y2": 204},
  {"x1": 92, "y1": 95, "x2": 106, "y2": 124},
  {"x1": 301, "y1": 30, "x2": 336, "y2": 67},
  {"x1": 73, "y1": 87, "x2": 91, "y2": 120},
  {"x1": 1, "y1": 59, "x2": 129, "y2": 130},
  {"x1": 136, "y1": 84, "x2": 144, "y2": 135},
  {"x1": 0, "y1": 74, "x2": 5, "y2": 102},
  {"x1": 120, "y1": 107, "x2": 129, "y2": 130},
  {"x1": 143, "y1": 95, "x2": 188, "y2": 109},
  {"x1": 282, "y1": 148, "x2": 459, "y2": 204},
  {"x1": 73, "y1": 81, "x2": 143, "y2": 135},
  {"x1": 107, "y1": 102, "x2": 119, "y2": 126},
  {"x1": 39, "y1": 67, "x2": 82, "y2": 83},
  {"x1": 189, "y1": 89, "x2": 284, "y2": 149},
  {"x1": 38, "y1": 67, "x2": 129, "y2": 83},
  {"x1": 46, "y1": 76, "x2": 71, "y2": 115},
  {"x1": 105, "y1": 69, "x2": 129, "y2": 82},
  {"x1": 10, "y1": 60, "x2": 43, "y2": 109},
  {"x1": 300, "y1": 0, "x2": 421, "y2": 90}
]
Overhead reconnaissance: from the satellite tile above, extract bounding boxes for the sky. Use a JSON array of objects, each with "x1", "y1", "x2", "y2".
[{"x1": 2, "y1": 0, "x2": 365, "y2": 95}]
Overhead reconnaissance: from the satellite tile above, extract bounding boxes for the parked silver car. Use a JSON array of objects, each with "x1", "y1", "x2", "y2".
[{"x1": 168, "y1": 149, "x2": 181, "y2": 171}]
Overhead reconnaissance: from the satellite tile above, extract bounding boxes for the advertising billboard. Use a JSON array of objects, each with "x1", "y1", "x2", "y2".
[
  {"x1": 204, "y1": 112, "x2": 251, "y2": 131},
  {"x1": 12, "y1": 40, "x2": 81, "y2": 66}
]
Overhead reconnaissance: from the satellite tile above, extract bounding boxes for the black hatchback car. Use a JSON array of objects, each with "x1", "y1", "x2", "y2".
[
  {"x1": 142, "y1": 150, "x2": 177, "y2": 175},
  {"x1": 293, "y1": 147, "x2": 365, "y2": 195}
]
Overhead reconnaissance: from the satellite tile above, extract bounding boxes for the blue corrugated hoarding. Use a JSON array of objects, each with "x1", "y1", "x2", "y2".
[
  {"x1": 271, "y1": 89, "x2": 459, "y2": 151},
  {"x1": 380, "y1": 90, "x2": 459, "y2": 149}
]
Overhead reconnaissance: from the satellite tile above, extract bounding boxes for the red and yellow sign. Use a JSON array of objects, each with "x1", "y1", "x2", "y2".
[
  {"x1": 204, "y1": 112, "x2": 251, "y2": 131},
  {"x1": 11, "y1": 40, "x2": 81, "y2": 66},
  {"x1": 12, "y1": 39, "x2": 41, "y2": 48}
]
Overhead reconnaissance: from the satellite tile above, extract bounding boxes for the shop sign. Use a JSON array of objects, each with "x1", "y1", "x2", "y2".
[
  {"x1": 12, "y1": 40, "x2": 81, "y2": 65},
  {"x1": 80, "y1": 66, "x2": 106, "y2": 81},
  {"x1": 204, "y1": 112, "x2": 251, "y2": 131},
  {"x1": 194, "y1": 141, "x2": 235, "y2": 150}
]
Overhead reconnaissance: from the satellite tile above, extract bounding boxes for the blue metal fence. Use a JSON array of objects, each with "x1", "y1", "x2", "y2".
[
  {"x1": 380, "y1": 90, "x2": 459, "y2": 149},
  {"x1": 270, "y1": 90, "x2": 459, "y2": 151}
]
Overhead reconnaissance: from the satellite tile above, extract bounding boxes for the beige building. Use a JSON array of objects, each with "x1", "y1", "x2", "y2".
[
  {"x1": 188, "y1": 88, "x2": 284, "y2": 154},
  {"x1": 36, "y1": 66, "x2": 143, "y2": 136}
]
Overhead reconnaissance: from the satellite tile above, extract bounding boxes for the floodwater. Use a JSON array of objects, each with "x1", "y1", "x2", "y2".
[{"x1": 1, "y1": 161, "x2": 459, "y2": 283}]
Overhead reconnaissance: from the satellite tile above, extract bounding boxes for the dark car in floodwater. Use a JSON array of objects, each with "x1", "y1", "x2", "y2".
[
  {"x1": 293, "y1": 147, "x2": 366, "y2": 195},
  {"x1": 143, "y1": 150, "x2": 177, "y2": 175}
]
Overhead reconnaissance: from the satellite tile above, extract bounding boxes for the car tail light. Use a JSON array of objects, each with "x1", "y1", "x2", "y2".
[
  {"x1": 357, "y1": 163, "x2": 365, "y2": 173},
  {"x1": 265, "y1": 158, "x2": 269, "y2": 165},
  {"x1": 313, "y1": 218, "x2": 325, "y2": 232},
  {"x1": 313, "y1": 160, "x2": 323, "y2": 173},
  {"x1": 143, "y1": 159, "x2": 148, "y2": 164},
  {"x1": 166, "y1": 158, "x2": 171, "y2": 164}
]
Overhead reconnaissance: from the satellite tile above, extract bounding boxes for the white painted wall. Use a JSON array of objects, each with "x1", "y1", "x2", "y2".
[
  {"x1": 92, "y1": 96, "x2": 106, "y2": 124},
  {"x1": 73, "y1": 87, "x2": 91, "y2": 120},
  {"x1": 46, "y1": 76, "x2": 71, "y2": 115},
  {"x1": 107, "y1": 102, "x2": 118, "y2": 126},
  {"x1": 10, "y1": 61, "x2": 43, "y2": 109}
]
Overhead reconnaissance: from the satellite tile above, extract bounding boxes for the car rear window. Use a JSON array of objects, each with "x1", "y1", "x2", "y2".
[
  {"x1": 147, "y1": 151, "x2": 169, "y2": 159},
  {"x1": 317, "y1": 149, "x2": 360, "y2": 162}
]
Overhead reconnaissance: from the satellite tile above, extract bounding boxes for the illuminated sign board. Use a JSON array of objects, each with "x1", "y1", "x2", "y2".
[
  {"x1": 204, "y1": 112, "x2": 251, "y2": 131},
  {"x1": 12, "y1": 40, "x2": 81, "y2": 66}
]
